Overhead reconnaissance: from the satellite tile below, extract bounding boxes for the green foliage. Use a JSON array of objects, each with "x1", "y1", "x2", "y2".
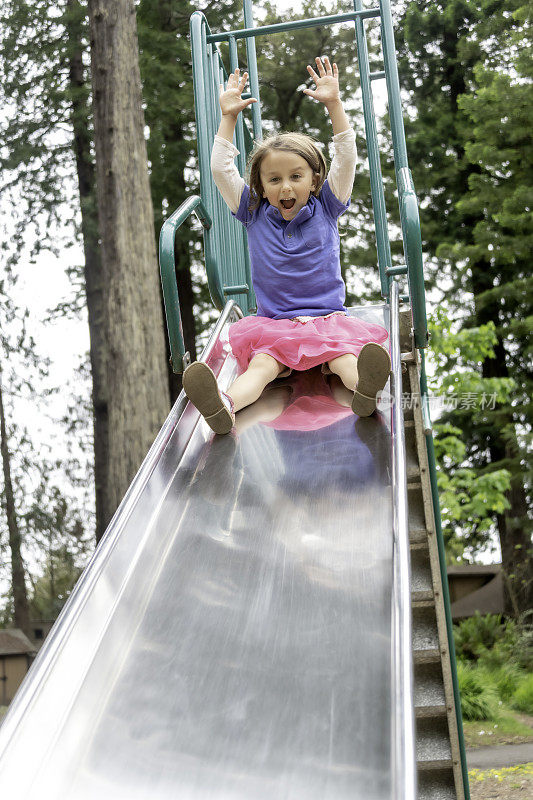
[
  {"x1": 29, "y1": 549, "x2": 83, "y2": 620},
  {"x1": 429, "y1": 310, "x2": 514, "y2": 557},
  {"x1": 454, "y1": 611, "x2": 533, "y2": 675},
  {"x1": 454, "y1": 612, "x2": 514, "y2": 661},
  {"x1": 488, "y1": 664, "x2": 524, "y2": 705},
  {"x1": 397, "y1": 0, "x2": 532, "y2": 610},
  {"x1": 511, "y1": 673, "x2": 533, "y2": 715},
  {"x1": 509, "y1": 611, "x2": 533, "y2": 671},
  {"x1": 0, "y1": 0, "x2": 92, "y2": 272},
  {"x1": 457, "y1": 661, "x2": 497, "y2": 721}
]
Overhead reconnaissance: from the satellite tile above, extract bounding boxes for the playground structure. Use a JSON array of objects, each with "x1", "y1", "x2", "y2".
[{"x1": 0, "y1": 3, "x2": 469, "y2": 799}]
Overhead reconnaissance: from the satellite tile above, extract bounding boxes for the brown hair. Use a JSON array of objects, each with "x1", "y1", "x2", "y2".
[{"x1": 247, "y1": 132, "x2": 327, "y2": 213}]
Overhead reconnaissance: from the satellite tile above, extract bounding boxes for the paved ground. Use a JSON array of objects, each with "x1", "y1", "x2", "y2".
[{"x1": 467, "y1": 742, "x2": 533, "y2": 769}]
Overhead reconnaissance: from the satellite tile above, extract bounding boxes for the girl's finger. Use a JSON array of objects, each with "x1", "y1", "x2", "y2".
[
  {"x1": 306, "y1": 64, "x2": 320, "y2": 83},
  {"x1": 333, "y1": 62, "x2": 338, "y2": 76},
  {"x1": 323, "y1": 55, "x2": 333, "y2": 74},
  {"x1": 315, "y1": 56, "x2": 326, "y2": 76}
]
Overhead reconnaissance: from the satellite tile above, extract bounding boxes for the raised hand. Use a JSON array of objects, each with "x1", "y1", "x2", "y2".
[
  {"x1": 302, "y1": 56, "x2": 341, "y2": 108},
  {"x1": 219, "y1": 68, "x2": 257, "y2": 118}
]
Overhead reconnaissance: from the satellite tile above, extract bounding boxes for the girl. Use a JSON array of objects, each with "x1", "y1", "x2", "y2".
[{"x1": 183, "y1": 56, "x2": 390, "y2": 434}]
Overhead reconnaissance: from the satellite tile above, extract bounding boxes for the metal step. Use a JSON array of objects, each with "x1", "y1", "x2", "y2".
[
  {"x1": 408, "y1": 483, "x2": 427, "y2": 545},
  {"x1": 416, "y1": 716, "x2": 453, "y2": 771},
  {"x1": 412, "y1": 606, "x2": 440, "y2": 664},
  {"x1": 418, "y1": 768, "x2": 457, "y2": 800},
  {"x1": 414, "y1": 661, "x2": 447, "y2": 718},
  {"x1": 411, "y1": 546, "x2": 434, "y2": 603},
  {"x1": 404, "y1": 420, "x2": 420, "y2": 481},
  {"x1": 405, "y1": 357, "x2": 462, "y2": 800}
]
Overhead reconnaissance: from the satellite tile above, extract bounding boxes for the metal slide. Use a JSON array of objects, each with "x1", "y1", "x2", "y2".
[{"x1": 0, "y1": 299, "x2": 416, "y2": 799}]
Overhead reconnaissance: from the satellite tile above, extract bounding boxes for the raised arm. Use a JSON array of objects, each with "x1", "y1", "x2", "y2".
[
  {"x1": 302, "y1": 56, "x2": 356, "y2": 204},
  {"x1": 211, "y1": 69, "x2": 257, "y2": 213}
]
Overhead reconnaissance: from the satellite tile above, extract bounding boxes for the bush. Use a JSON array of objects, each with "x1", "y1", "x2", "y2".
[
  {"x1": 454, "y1": 612, "x2": 517, "y2": 666},
  {"x1": 457, "y1": 661, "x2": 497, "y2": 721},
  {"x1": 513, "y1": 611, "x2": 533, "y2": 671},
  {"x1": 511, "y1": 673, "x2": 533, "y2": 715},
  {"x1": 493, "y1": 665, "x2": 524, "y2": 704},
  {"x1": 475, "y1": 663, "x2": 523, "y2": 704}
]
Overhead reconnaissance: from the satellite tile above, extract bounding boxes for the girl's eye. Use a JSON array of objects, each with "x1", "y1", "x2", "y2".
[{"x1": 292, "y1": 174, "x2": 301, "y2": 179}]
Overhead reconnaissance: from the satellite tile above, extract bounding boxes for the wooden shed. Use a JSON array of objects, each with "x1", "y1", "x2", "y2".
[
  {"x1": 0, "y1": 629, "x2": 36, "y2": 706},
  {"x1": 447, "y1": 564, "x2": 504, "y2": 620}
]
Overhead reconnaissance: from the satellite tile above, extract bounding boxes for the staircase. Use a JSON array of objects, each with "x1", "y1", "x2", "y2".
[{"x1": 403, "y1": 352, "x2": 465, "y2": 800}]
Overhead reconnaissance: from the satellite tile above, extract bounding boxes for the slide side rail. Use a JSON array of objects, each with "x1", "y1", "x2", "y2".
[
  {"x1": 159, "y1": 195, "x2": 214, "y2": 373},
  {"x1": 390, "y1": 279, "x2": 417, "y2": 800}
]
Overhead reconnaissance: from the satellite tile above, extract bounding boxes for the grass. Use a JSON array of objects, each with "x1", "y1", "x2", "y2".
[
  {"x1": 468, "y1": 763, "x2": 533, "y2": 800},
  {"x1": 464, "y1": 708, "x2": 533, "y2": 748}
]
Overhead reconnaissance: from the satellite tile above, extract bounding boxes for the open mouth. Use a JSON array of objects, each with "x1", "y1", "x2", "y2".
[{"x1": 280, "y1": 199, "x2": 296, "y2": 210}]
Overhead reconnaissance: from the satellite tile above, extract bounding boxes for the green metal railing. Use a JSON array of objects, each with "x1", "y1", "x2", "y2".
[
  {"x1": 159, "y1": 196, "x2": 212, "y2": 372},
  {"x1": 159, "y1": 0, "x2": 429, "y2": 370},
  {"x1": 158, "y1": 7, "x2": 468, "y2": 794}
]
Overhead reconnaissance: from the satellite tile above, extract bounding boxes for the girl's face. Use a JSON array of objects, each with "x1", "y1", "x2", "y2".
[{"x1": 259, "y1": 150, "x2": 318, "y2": 221}]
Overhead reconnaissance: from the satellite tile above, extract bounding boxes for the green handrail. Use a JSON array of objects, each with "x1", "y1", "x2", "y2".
[
  {"x1": 379, "y1": 0, "x2": 428, "y2": 348},
  {"x1": 190, "y1": 10, "x2": 256, "y2": 315},
  {"x1": 397, "y1": 168, "x2": 428, "y2": 348},
  {"x1": 159, "y1": 195, "x2": 214, "y2": 373},
  {"x1": 353, "y1": 0, "x2": 393, "y2": 297},
  {"x1": 206, "y1": 9, "x2": 380, "y2": 43}
]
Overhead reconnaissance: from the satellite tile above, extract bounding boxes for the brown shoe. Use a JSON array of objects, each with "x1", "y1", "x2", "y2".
[
  {"x1": 182, "y1": 361, "x2": 235, "y2": 435},
  {"x1": 351, "y1": 343, "x2": 391, "y2": 417}
]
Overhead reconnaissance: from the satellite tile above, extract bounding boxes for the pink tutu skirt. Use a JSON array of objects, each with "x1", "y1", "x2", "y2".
[{"x1": 228, "y1": 312, "x2": 389, "y2": 375}]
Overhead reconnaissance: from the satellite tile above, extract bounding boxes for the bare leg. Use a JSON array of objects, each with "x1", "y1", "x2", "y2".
[
  {"x1": 227, "y1": 353, "x2": 286, "y2": 412},
  {"x1": 327, "y1": 353, "x2": 358, "y2": 392},
  {"x1": 328, "y1": 374, "x2": 354, "y2": 408},
  {"x1": 235, "y1": 386, "x2": 292, "y2": 434}
]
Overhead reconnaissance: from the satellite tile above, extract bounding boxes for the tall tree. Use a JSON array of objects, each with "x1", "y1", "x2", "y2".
[
  {"x1": 87, "y1": 0, "x2": 170, "y2": 516},
  {"x1": 26, "y1": 480, "x2": 89, "y2": 621},
  {"x1": 0, "y1": 0, "x2": 110, "y2": 539},
  {"x1": 0, "y1": 365, "x2": 30, "y2": 637},
  {"x1": 450, "y1": 0, "x2": 533, "y2": 611},
  {"x1": 395, "y1": 0, "x2": 532, "y2": 613},
  {"x1": 0, "y1": 285, "x2": 55, "y2": 637}
]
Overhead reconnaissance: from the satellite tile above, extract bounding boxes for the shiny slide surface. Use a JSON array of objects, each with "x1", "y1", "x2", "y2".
[{"x1": 0, "y1": 306, "x2": 396, "y2": 799}]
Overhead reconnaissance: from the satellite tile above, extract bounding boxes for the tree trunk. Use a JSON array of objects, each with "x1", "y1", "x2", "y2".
[
  {"x1": 66, "y1": 0, "x2": 110, "y2": 542},
  {"x1": 87, "y1": 0, "x2": 170, "y2": 521},
  {"x1": 0, "y1": 366, "x2": 31, "y2": 638}
]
